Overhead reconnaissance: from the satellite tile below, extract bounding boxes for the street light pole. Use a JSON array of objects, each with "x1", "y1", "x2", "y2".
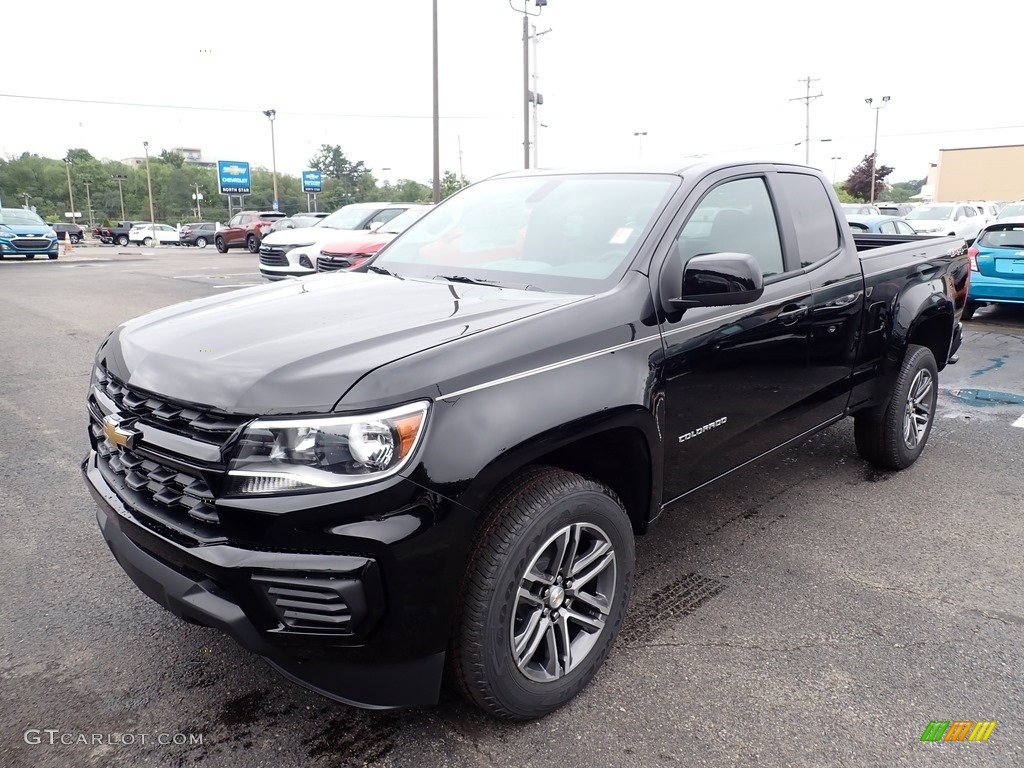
[
  {"x1": 63, "y1": 158, "x2": 76, "y2": 227},
  {"x1": 865, "y1": 96, "x2": 890, "y2": 205},
  {"x1": 193, "y1": 182, "x2": 203, "y2": 218},
  {"x1": 263, "y1": 109, "x2": 279, "y2": 211},
  {"x1": 142, "y1": 141, "x2": 157, "y2": 238},
  {"x1": 633, "y1": 131, "x2": 647, "y2": 162},
  {"x1": 432, "y1": 0, "x2": 441, "y2": 203},
  {"x1": 531, "y1": 26, "x2": 551, "y2": 168},
  {"x1": 112, "y1": 174, "x2": 127, "y2": 220},
  {"x1": 831, "y1": 156, "x2": 842, "y2": 183},
  {"x1": 510, "y1": 0, "x2": 546, "y2": 169},
  {"x1": 22, "y1": 193, "x2": 31, "y2": 210},
  {"x1": 83, "y1": 180, "x2": 94, "y2": 228}
]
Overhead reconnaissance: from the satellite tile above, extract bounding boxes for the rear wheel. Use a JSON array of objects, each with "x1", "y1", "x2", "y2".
[
  {"x1": 195, "y1": 236, "x2": 208, "y2": 248},
  {"x1": 854, "y1": 344, "x2": 938, "y2": 470},
  {"x1": 70, "y1": 234, "x2": 81, "y2": 244},
  {"x1": 215, "y1": 237, "x2": 228, "y2": 253},
  {"x1": 117, "y1": 235, "x2": 129, "y2": 246},
  {"x1": 451, "y1": 466, "x2": 635, "y2": 720},
  {"x1": 143, "y1": 237, "x2": 153, "y2": 247},
  {"x1": 246, "y1": 234, "x2": 259, "y2": 253}
]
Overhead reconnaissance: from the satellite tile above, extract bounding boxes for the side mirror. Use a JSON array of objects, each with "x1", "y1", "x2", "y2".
[{"x1": 669, "y1": 252, "x2": 764, "y2": 310}]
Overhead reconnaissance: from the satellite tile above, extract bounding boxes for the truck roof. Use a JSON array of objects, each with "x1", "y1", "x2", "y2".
[{"x1": 488, "y1": 159, "x2": 818, "y2": 179}]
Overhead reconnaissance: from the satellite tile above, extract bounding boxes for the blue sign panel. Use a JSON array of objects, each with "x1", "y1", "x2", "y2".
[
  {"x1": 302, "y1": 170, "x2": 322, "y2": 193},
  {"x1": 218, "y1": 160, "x2": 251, "y2": 195}
]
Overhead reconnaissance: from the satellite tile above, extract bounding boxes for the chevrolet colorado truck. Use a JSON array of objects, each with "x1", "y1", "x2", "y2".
[
  {"x1": 83, "y1": 161, "x2": 969, "y2": 721},
  {"x1": 94, "y1": 221, "x2": 149, "y2": 247}
]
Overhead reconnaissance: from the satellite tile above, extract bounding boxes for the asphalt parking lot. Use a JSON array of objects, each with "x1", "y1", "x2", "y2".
[{"x1": 1, "y1": 248, "x2": 1022, "y2": 768}]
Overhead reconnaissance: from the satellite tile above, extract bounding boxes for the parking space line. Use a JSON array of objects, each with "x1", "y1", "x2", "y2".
[{"x1": 1013, "y1": 414, "x2": 1024, "y2": 428}]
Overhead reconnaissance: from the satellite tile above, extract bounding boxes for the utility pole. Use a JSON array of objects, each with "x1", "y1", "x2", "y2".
[
  {"x1": 457, "y1": 135, "x2": 464, "y2": 183},
  {"x1": 112, "y1": 174, "x2": 127, "y2": 220},
  {"x1": 22, "y1": 193, "x2": 31, "y2": 210},
  {"x1": 83, "y1": 180, "x2": 94, "y2": 228},
  {"x1": 193, "y1": 182, "x2": 203, "y2": 218},
  {"x1": 63, "y1": 158, "x2": 76, "y2": 227},
  {"x1": 142, "y1": 141, "x2": 156, "y2": 233},
  {"x1": 865, "y1": 96, "x2": 891, "y2": 205},
  {"x1": 831, "y1": 156, "x2": 843, "y2": 184},
  {"x1": 432, "y1": 0, "x2": 441, "y2": 203},
  {"x1": 530, "y1": 26, "x2": 551, "y2": 168},
  {"x1": 789, "y1": 76, "x2": 822, "y2": 165}
]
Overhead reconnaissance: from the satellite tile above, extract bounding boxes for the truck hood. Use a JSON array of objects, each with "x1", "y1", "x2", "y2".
[
  {"x1": 100, "y1": 273, "x2": 582, "y2": 414},
  {"x1": 261, "y1": 226, "x2": 367, "y2": 246}
]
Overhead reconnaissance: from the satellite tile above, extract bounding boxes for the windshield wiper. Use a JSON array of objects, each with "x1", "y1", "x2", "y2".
[
  {"x1": 433, "y1": 274, "x2": 541, "y2": 291},
  {"x1": 366, "y1": 265, "x2": 395, "y2": 276}
]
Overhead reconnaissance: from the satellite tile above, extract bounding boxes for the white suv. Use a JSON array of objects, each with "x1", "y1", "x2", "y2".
[
  {"x1": 904, "y1": 202, "x2": 985, "y2": 240},
  {"x1": 258, "y1": 203, "x2": 416, "y2": 281}
]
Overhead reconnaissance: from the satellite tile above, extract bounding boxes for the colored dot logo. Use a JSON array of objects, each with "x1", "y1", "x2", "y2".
[{"x1": 199, "y1": 49, "x2": 213, "y2": 53}]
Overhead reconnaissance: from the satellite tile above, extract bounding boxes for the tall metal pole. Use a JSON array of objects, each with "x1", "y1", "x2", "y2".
[
  {"x1": 865, "y1": 96, "x2": 890, "y2": 205},
  {"x1": 263, "y1": 110, "x2": 278, "y2": 210},
  {"x1": 634, "y1": 131, "x2": 647, "y2": 162},
  {"x1": 789, "y1": 76, "x2": 822, "y2": 166},
  {"x1": 22, "y1": 193, "x2": 31, "y2": 209},
  {"x1": 142, "y1": 141, "x2": 157, "y2": 234},
  {"x1": 831, "y1": 156, "x2": 842, "y2": 183},
  {"x1": 113, "y1": 174, "x2": 127, "y2": 220},
  {"x1": 64, "y1": 159, "x2": 76, "y2": 227},
  {"x1": 532, "y1": 24, "x2": 539, "y2": 168},
  {"x1": 83, "y1": 180, "x2": 94, "y2": 228},
  {"x1": 522, "y1": 12, "x2": 530, "y2": 169},
  {"x1": 194, "y1": 182, "x2": 203, "y2": 218},
  {"x1": 432, "y1": 0, "x2": 441, "y2": 203}
]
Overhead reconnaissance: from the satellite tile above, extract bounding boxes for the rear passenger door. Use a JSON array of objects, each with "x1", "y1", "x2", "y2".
[
  {"x1": 655, "y1": 169, "x2": 817, "y2": 501},
  {"x1": 773, "y1": 171, "x2": 864, "y2": 426}
]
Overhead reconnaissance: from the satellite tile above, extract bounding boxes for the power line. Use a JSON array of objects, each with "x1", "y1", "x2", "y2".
[{"x1": 0, "y1": 92, "x2": 509, "y2": 120}]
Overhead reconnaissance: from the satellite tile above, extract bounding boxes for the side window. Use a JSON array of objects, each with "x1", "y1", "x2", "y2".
[
  {"x1": 878, "y1": 221, "x2": 896, "y2": 234},
  {"x1": 896, "y1": 221, "x2": 916, "y2": 235},
  {"x1": 675, "y1": 177, "x2": 784, "y2": 277},
  {"x1": 371, "y1": 208, "x2": 405, "y2": 227},
  {"x1": 228, "y1": 214, "x2": 243, "y2": 227},
  {"x1": 775, "y1": 173, "x2": 841, "y2": 267}
]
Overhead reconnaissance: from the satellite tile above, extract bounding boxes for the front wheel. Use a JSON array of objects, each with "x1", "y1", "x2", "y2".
[
  {"x1": 117, "y1": 235, "x2": 129, "y2": 247},
  {"x1": 143, "y1": 237, "x2": 153, "y2": 247},
  {"x1": 215, "y1": 237, "x2": 228, "y2": 253},
  {"x1": 195, "y1": 236, "x2": 208, "y2": 248},
  {"x1": 48, "y1": 253, "x2": 59, "y2": 260},
  {"x1": 451, "y1": 466, "x2": 635, "y2": 720},
  {"x1": 854, "y1": 344, "x2": 938, "y2": 470},
  {"x1": 246, "y1": 234, "x2": 259, "y2": 253}
]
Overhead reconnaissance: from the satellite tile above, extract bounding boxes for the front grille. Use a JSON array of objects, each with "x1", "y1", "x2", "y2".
[
  {"x1": 95, "y1": 370, "x2": 248, "y2": 446},
  {"x1": 89, "y1": 366, "x2": 253, "y2": 545},
  {"x1": 253, "y1": 574, "x2": 359, "y2": 632},
  {"x1": 259, "y1": 251, "x2": 288, "y2": 267},
  {"x1": 12, "y1": 237, "x2": 51, "y2": 249},
  {"x1": 317, "y1": 255, "x2": 352, "y2": 272}
]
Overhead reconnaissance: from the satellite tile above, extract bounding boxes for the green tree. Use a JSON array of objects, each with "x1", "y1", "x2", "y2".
[
  {"x1": 843, "y1": 154, "x2": 894, "y2": 203},
  {"x1": 159, "y1": 150, "x2": 185, "y2": 169},
  {"x1": 832, "y1": 183, "x2": 858, "y2": 203},
  {"x1": 438, "y1": 170, "x2": 470, "y2": 199},
  {"x1": 885, "y1": 179, "x2": 925, "y2": 204}
]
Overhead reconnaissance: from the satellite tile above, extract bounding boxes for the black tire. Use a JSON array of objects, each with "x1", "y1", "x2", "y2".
[
  {"x1": 25, "y1": 254, "x2": 36, "y2": 260},
  {"x1": 70, "y1": 235, "x2": 81, "y2": 244},
  {"x1": 48, "y1": 253, "x2": 58, "y2": 260},
  {"x1": 854, "y1": 344, "x2": 938, "y2": 470},
  {"x1": 215, "y1": 237, "x2": 228, "y2": 254},
  {"x1": 246, "y1": 234, "x2": 259, "y2": 253},
  {"x1": 117, "y1": 235, "x2": 129, "y2": 247},
  {"x1": 451, "y1": 466, "x2": 635, "y2": 721},
  {"x1": 962, "y1": 301, "x2": 982, "y2": 321},
  {"x1": 143, "y1": 237, "x2": 153, "y2": 247},
  {"x1": 195, "y1": 236, "x2": 208, "y2": 248}
]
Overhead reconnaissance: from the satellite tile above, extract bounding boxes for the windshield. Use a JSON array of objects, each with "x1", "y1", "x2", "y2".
[
  {"x1": 373, "y1": 174, "x2": 678, "y2": 293},
  {"x1": 271, "y1": 217, "x2": 318, "y2": 231},
  {"x1": 378, "y1": 207, "x2": 429, "y2": 234},
  {"x1": 996, "y1": 203, "x2": 1024, "y2": 220},
  {"x1": 907, "y1": 205, "x2": 952, "y2": 220},
  {"x1": 0, "y1": 208, "x2": 46, "y2": 227},
  {"x1": 315, "y1": 205, "x2": 377, "y2": 230},
  {"x1": 977, "y1": 224, "x2": 1024, "y2": 249}
]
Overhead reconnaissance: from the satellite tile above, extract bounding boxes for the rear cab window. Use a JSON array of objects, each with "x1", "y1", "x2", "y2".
[
  {"x1": 977, "y1": 225, "x2": 1024, "y2": 249},
  {"x1": 774, "y1": 173, "x2": 841, "y2": 268}
]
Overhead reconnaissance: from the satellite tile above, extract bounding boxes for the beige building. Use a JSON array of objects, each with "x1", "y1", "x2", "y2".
[{"x1": 932, "y1": 144, "x2": 1024, "y2": 202}]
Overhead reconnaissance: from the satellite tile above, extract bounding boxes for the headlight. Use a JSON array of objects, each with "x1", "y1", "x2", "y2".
[
  {"x1": 45, "y1": 229, "x2": 57, "y2": 238},
  {"x1": 226, "y1": 401, "x2": 430, "y2": 495}
]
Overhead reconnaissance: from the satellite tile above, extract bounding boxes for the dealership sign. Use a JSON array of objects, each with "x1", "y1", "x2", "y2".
[
  {"x1": 217, "y1": 160, "x2": 251, "y2": 195},
  {"x1": 302, "y1": 170, "x2": 322, "y2": 193}
]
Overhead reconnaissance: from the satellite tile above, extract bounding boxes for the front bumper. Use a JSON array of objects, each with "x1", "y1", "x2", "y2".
[
  {"x1": 0, "y1": 236, "x2": 59, "y2": 256},
  {"x1": 968, "y1": 271, "x2": 1024, "y2": 304},
  {"x1": 83, "y1": 454, "x2": 447, "y2": 709}
]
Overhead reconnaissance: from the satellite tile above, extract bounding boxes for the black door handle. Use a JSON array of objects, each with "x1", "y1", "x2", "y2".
[{"x1": 777, "y1": 305, "x2": 808, "y2": 325}]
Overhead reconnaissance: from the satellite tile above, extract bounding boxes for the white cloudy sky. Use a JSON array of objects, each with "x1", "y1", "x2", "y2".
[{"x1": 4, "y1": 0, "x2": 1023, "y2": 186}]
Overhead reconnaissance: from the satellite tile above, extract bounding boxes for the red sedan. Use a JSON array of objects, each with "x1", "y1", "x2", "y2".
[{"x1": 316, "y1": 206, "x2": 430, "y2": 272}]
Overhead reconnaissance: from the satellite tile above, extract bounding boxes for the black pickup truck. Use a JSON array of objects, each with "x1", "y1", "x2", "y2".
[
  {"x1": 82, "y1": 161, "x2": 969, "y2": 721},
  {"x1": 94, "y1": 221, "x2": 148, "y2": 246}
]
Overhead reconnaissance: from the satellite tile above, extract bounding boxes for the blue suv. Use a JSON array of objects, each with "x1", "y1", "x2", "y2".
[{"x1": 0, "y1": 208, "x2": 60, "y2": 259}]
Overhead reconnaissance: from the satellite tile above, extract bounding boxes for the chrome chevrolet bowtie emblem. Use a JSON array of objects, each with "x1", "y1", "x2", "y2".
[{"x1": 102, "y1": 415, "x2": 140, "y2": 450}]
